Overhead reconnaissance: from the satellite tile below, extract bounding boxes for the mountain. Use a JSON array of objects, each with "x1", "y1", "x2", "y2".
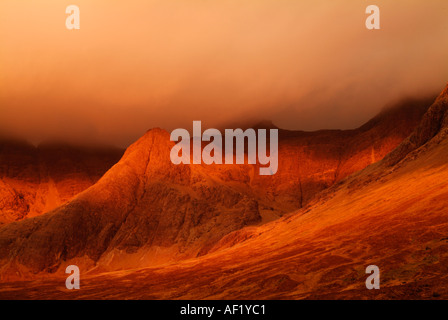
[
  {"x1": 1, "y1": 86, "x2": 446, "y2": 299},
  {"x1": 0, "y1": 95, "x2": 433, "y2": 280},
  {"x1": 0, "y1": 141, "x2": 123, "y2": 225}
]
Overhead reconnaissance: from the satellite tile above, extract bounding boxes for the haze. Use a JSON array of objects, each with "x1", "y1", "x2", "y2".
[{"x1": 0, "y1": 0, "x2": 447, "y2": 147}]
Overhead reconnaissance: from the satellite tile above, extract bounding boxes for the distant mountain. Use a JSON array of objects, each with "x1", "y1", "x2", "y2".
[
  {"x1": 0, "y1": 95, "x2": 433, "y2": 279},
  {"x1": 0, "y1": 141, "x2": 123, "y2": 225}
]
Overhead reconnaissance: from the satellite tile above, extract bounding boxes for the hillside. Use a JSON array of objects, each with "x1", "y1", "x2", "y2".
[{"x1": 0, "y1": 141, "x2": 123, "y2": 225}]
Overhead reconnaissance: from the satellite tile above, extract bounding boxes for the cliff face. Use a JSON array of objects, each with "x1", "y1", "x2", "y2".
[
  {"x1": 382, "y1": 86, "x2": 448, "y2": 166},
  {"x1": 252, "y1": 96, "x2": 432, "y2": 211},
  {"x1": 0, "y1": 141, "x2": 123, "y2": 225},
  {"x1": 0, "y1": 96, "x2": 434, "y2": 277}
]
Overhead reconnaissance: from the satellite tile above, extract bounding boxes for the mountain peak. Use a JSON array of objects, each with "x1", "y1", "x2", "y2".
[
  {"x1": 141, "y1": 127, "x2": 170, "y2": 141},
  {"x1": 436, "y1": 83, "x2": 448, "y2": 101},
  {"x1": 126, "y1": 128, "x2": 170, "y2": 153},
  {"x1": 253, "y1": 120, "x2": 278, "y2": 130}
]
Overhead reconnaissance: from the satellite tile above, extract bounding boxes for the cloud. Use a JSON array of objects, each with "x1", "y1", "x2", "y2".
[{"x1": 1, "y1": 0, "x2": 447, "y2": 147}]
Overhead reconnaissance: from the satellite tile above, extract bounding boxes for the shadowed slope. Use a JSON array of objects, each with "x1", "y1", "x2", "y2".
[{"x1": 0, "y1": 141, "x2": 123, "y2": 225}]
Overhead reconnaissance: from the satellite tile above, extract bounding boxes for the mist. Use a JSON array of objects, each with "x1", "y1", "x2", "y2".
[{"x1": 0, "y1": 0, "x2": 447, "y2": 147}]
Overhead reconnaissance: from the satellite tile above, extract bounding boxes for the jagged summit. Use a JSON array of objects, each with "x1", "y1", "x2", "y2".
[
  {"x1": 253, "y1": 120, "x2": 279, "y2": 130},
  {"x1": 437, "y1": 83, "x2": 448, "y2": 101},
  {"x1": 143, "y1": 127, "x2": 168, "y2": 136}
]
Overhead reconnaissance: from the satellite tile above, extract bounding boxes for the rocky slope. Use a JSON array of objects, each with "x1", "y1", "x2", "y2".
[
  {"x1": 253, "y1": 96, "x2": 433, "y2": 211},
  {"x1": 0, "y1": 141, "x2": 123, "y2": 225}
]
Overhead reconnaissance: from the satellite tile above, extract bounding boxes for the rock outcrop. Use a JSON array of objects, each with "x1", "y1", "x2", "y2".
[{"x1": 383, "y1": 84, "x2": 448, "y2": 166}]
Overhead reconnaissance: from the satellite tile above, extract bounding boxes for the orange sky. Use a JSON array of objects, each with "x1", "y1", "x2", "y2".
[{"x1": 1, "y1": 0, "x2": 447, "y2": 147}]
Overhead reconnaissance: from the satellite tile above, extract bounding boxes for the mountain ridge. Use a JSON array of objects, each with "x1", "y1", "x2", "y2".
[
  {"x1": 1, "y1": 86, "x2": 447, "y2": 298},
  {"x1": 0, "y1": 94, "x2": 437, "y2": 279}
]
